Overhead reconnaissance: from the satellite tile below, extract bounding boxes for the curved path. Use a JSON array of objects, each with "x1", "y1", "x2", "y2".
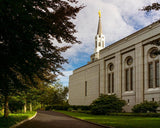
[{"x1": 16, "y1": 111, "x2": 107, "y2": 128}]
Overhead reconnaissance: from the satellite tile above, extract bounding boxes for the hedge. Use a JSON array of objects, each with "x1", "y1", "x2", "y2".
[{"x1": 45, "y1": 105, "x2": 91, "y2": 111}]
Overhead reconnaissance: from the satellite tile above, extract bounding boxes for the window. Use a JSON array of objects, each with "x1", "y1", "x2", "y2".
[
  {"x1": 108, "y1": 74, "x2": 111, "y2": 93},
  {"x1": 85, "y1": 81, "x2": 87, "y2": 96},
  {"x1": 125, "y1": 57, "x2": 134, "y2": 91},
  {"x1": 148, "y1": 61, "x2": 160, "y2": 88},
  {"x1": 127, "y1": 58, "x2": 133, "y2": 65},
  {"x1": 148, "y1": 63, "x2": 153, "y2": 88},
  {"x1": 108, "y1": 73, "x2": 114, "y2": 93},
  {"x1": 102, "y1": 41, "x2": 104, "y2": 47},
  {"x1": 112, "y1": 73, "x2": 114, "y2": 93},
  {"x1": 109, "y1": 63, "x2": 114, "y2": 71},
  {"x1": 155, "y1": 61, "x2": 159, "y2": 87},
  {"x1": 130, "y1": 68, "x2": 133, "y2": 90},
  {"x1": 150, "y1": 48, "x2": 158, "y2": 58},
  {"x1": 147, "y1": 48, "x2": 159, "y2": 89},
  {"x1": 108, "y1": 63, "x2": 114, "y2": 93},
  {"x1": 125, "y1": 69, "x2": 129, "y2": 91},
  {"x1": 99, "y1": 42, "x2": 101, "y2": 46}
]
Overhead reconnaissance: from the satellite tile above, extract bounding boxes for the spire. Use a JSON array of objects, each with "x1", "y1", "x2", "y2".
[
  {"x1": 97, "y1": 10, "x2": 102, "y2": 35},
  {"x1": 91, "y1": 10, "x2": 105, "y2": 62}
]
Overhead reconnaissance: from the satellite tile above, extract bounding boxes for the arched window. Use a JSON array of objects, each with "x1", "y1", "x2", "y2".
[
  {"x1": 148, "y1": 48, "x2": 159, "y2": 88},
  {"x1": 85, "y1": 81, "x2": 87, "y2": 96},
  {"x1": 95, "y1": 42, "x2": 97, "y2": 48},
  {"x1": 108, "y1": 63, "x2": 114, "y2": 93},
  {"x1": 102, "y1": 41, "x2": 104, "y2": 47},
  {"x1": 125, "y1": 56, "x2": 133, "y2": 91},
  {"x1": 99, "y1": 42, "x2": 101, "y2": 46}
]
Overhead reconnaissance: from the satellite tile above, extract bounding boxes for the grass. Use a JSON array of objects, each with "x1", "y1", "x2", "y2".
[
  {"x1": 57, "y1": 110, "x2": 160, "y2": 128},
  {"x1": 0, "y1": 111, "x2": 36, "y2": 128}
]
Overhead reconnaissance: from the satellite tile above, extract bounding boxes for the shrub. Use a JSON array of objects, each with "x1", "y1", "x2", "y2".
[
  {"x1": 90, "y1": 94, "x2": 126, "y2": 115},
  {"x1": 132, "y1": 101, "x2": 159, "y2": 113},
  {"x1": 77, "y1": 108, "x2": 82, "y2": 112},
  {"x1": 67, "y1": 107, "x2": 73, "y2": 112},
  {"x1": 45, "y1": 105, "x2": 91, "y2": 111},
  {"x1": 45, "y1": 104, "x2": 70, "y2": 111},
  {"x1": 45, "y1": 105, "x2": 52, "y2": 110},
  {"x1": 70, "y1": 105, "x2": 91, "y2": 110}
]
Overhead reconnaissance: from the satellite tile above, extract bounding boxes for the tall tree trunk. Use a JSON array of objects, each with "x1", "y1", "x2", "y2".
[
  {"x1": 4, "y1": 95, "x2": 9, "y2": 118},
  {"x1": 30, "y1": 103, "x2": 32, "y2": 112},
  {"x1": 24, "y1": 99, "x2": 27, "y2": 113}
]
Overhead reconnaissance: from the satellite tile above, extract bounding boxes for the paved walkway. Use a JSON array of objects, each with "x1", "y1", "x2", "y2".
[{"x1": 16, "y1": 111, "x2": 106, "y2": 128}]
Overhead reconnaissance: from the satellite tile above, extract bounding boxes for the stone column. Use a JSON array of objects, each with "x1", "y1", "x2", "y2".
[
  {"x1": 100, "y1": 59, "x2": 105, "y2": 94},
  {"x1": 115, "y1": 52, "x2": 122, "y2": 98},
  {"x1": 135, "y1": 43, "x2": 144, "y2": 104}
]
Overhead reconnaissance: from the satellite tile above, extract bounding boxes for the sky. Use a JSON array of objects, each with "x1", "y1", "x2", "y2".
[{"x1": 57, "y1": 0, "x2": 160, "y2": 86}]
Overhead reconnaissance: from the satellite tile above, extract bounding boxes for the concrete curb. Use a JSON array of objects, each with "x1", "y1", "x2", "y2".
[
  {"x1": 10, "y1": 112, "x2": 37, "y2": 128},
  {"x1": 55, "y1": 111, "x2": 114, "y2": 128}
]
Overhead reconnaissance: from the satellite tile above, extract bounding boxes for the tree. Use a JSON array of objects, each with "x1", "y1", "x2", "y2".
[
  {"x1": 141, "y1": 3, "x2": 160, "y2": 12},
  {"x1": 0, "y1": 0, "x2": 83, "y2": 118},
  {"x1": 39, "y1": 81, "x2": 68, "y2": 107},
  {"x1": 0, "y1": 94, "x2": 4, "y2": 111},
  {"x1": 25, "y1": 87, "x2": 42, "y2": 112},
  {"x1": 8, "y1": 96, "x2": 24, "y2": 113},
  {"x1": 141, "y1": 2, "x2": 160, "y2": 55}
]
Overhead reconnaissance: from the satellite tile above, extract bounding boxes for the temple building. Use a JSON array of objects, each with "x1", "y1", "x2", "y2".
[{"x1": 69, "y1": 11, "x2": 160, "y2": 112}]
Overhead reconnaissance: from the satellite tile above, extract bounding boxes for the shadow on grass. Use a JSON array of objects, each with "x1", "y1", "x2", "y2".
[
  {"x1": 0, "y1": 114, "x2": 29, "y2": 128},
  {"x1": 58, "y1": 111, "x2": 160, "y2": 128}
]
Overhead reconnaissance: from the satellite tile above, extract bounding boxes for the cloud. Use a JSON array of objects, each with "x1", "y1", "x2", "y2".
[
  {"x1": 58, "y1": 0, "x2": 160, "y2": 86},
  {"x1": 64, "y1": 0, "x2": 160, "y2": 61}
]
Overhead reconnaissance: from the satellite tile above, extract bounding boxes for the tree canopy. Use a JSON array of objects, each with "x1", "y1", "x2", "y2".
[
  {"x1": 0, "y1": 0, "x2": 83, "y2": 117},
  {"x1": 141, "y1": 2, "x2": 160, "y2": 12}
]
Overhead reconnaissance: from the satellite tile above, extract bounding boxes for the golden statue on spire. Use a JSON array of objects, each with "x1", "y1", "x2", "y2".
[{"x1": 98, "y1": 10, "x2": 101, "y2": 18}]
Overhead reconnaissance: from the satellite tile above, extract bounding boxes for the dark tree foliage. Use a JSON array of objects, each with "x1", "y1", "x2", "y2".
[
  {"x1": 141, "y1": 2, "x2": 160, "y2": 55},
  {"x1": 141, "y1": 2, "x2": 160, "y2": 12},
  {"x1": 39, "y1": 82, "x2": 69, "y2": 106},
  {"x1": 9, "y1": 96, "x2": 24, "y2": 113},
  {"x1": 0, "y1": 0, "x2": 83, "y2": 117}
]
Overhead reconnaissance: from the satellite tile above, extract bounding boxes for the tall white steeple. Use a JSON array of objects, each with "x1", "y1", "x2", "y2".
[
  {"x1": 90, "y1": 10, "x2": 105, "y2": 62},
  {"x1": 94, "y1": 10, "x2": 105, "y2": 53}
]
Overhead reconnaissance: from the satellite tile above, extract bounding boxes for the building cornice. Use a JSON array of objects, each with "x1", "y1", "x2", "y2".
[{"x1": 100, "y1": 20, "x2": 160, "y2": 53}]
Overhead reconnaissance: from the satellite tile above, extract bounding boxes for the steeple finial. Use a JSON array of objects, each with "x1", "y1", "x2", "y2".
[
  {"x1": 98, "y1": 10, "x2": 101, "y2": 18},
  {"x1": 91, "y1": 10, "x2": 105, "y2": 61},
  {"x1": 97, "y1": 10, "x2": 102, "y2": 35}
]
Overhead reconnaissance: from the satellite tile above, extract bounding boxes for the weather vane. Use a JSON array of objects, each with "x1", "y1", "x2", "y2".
[{"x1": 98, "y1": 10, "x2": 101, "y2": 18}]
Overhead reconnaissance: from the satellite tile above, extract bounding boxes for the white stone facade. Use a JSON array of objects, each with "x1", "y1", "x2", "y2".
[
  {"x1": 69, "y1": 20, "x2": 160, "y2": 112},
  {"x1": 95, "y1": 34, "x2": 105, "y2": 53}
]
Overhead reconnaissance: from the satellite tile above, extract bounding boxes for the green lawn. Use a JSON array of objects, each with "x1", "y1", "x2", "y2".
[
  {"x1": 0, "y1": 111, "x2": 36, "y2": 128},
  {"x1": 57, "y1": 110, "x2": 160, "y2": 128}
]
